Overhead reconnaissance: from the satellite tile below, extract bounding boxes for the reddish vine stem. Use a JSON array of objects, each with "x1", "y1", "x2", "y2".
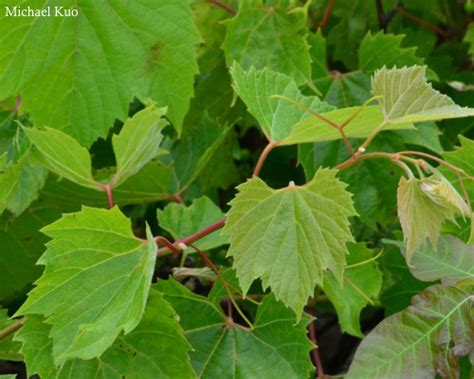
[
  {"x1": 0, "y1": 317, "x2": 25, "y2": 341},
  {"x1": 96, "y1": 182, "x2": 115, "y2": 209},
  {"x1": 320, "y1": 0, "x2": 336, "y2": 28},
  {"x1": 253, "y1": 141, "x2": 280, "y2": 176},
  {"x1": 395, "y1": 7, "x2": 447, "y2": 37},
  {"x1": 396, "y1": 151, "x2": 474, "y2": 180},
  {"x1": 155, "y1": 236, "x2": 181, "y2": 254},
  {"x1": 156, "y1": 218, "x2": 226, "y2": 256},
  {"x1": 207, "y1": 0, "x2": 236, "y2": 15},
  {"x1": 308, "y1": 320, "x2": 325, "y2": 379}
]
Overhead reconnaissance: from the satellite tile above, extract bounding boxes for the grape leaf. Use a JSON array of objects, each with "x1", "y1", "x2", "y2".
[
  {"x1": 168, "y1": 113, "x2": 238, "y2": 192},
  {"x1": 441, "y1": 136, "x2": 474, "y2": 201},
  {"x1": 15, "y1": 207, "x2": 157, "y2": 364},
  {"x1": 359, "y1": 31, "x2": 424, "y2": 74},
  {"x1": 397, "y1": 176, "x2": 456, "y2": 262},
  {"x1": 387, "y1": 235, "x2": 474, "y2": 284},
  {"x1": 298, "y1": 139, "x2": 401, "y2": 228},
  {"x1": 327, "y1": 0, "x2": 378, "y2": 70},
  {"x1": 379, "y1": 242, "x2": 433, "y2": 316},
  {"x1": 230, "y1": 63, "x2": 334, "y2": 141},
  {"x1": 223, "y1": 168, "x2": 356, "y2": 316},
  {"x1": 372, "y1": 66, "x2": 474, "y2": 124},
  {"x1": 347, "y1": 284, "x2": 474, "y2": 379},
  {"x1": 464, "y1": 22, "x2": 474, "y2": 56},
  {"x1": 24, "y1": 127, "x2": 97, "y2": 189},
  {"x1": 158, "y1": 279, "x2": 314, "y2": 379},
  {"x1": 308, "y1": 30, "x2": 328, "y2": 80},
  {"x1": 15, "y1": 288, "x2": 195, "y2": 379},
  {"x1": 0, "y1": 202, "x2": 64, "y2": 304},
  {"x1": 281, "y1": 105, "x2": 413, "y2": 146},
  {"x1": 313, "y1": 71, "x2": 372, "y2": 108},
  {"x1": 322, "y1": 243, "x2": 382, "y2": 337},
  {"x1": 223, "y1": 0, "x2": 311, "y2": 85},
  {"x1": 38, "y1": 162, "x2": 176, "y2": 210},
  {"x1": 13, "y1": 316, "x2": 55, "y2": 379},
  {"x1": 0, "y1": 0, "x2": 199, "y2": 145},
  {"x1": 157, "y1": 196, "x2": 227, "y2": 251},
  {"x1": 112, "y1": 105, "x2": 168, "y2": 186},
  {"x1": 0, "y1": 310, "x2": 22, "y2": 361}
]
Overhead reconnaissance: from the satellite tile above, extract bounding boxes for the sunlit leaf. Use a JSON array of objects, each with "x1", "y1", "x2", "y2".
[
  {"x1": 16, "y1": 207, "x2": 157, "y2": 364},
  {"x1": 223, "y1": 168, "x2": 356, "y2": 316},
  {"x1": 372, "y1": 66, "x2": 474, "y2": 124}
]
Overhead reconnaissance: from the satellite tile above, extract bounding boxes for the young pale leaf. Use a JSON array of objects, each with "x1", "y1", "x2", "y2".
[
  {"x1": 15, "y1": 289, "x2": 195, "y2": 379},
  {"x1": 157, "y1": 196, "x2": 227, "y2": 251},
  {"x1": 223, "y1": 168, "x2": 357, "y2": 316},
  {"x1": 230, "y1": 63, "x2": 334, "y2": 141},
  {"x1": 0, "y1": 0, "x2": 199, "y2": 145},
  {"x1": 420, "y1": 174, "x2": 470, "y2": 217},
  {"x1": 322, "y1": 243, "x2": 382, "y2": 337},
  {"x1": 359, "y1": 31, "x2": 424, "y2": 74},
  {"x1": 223, "y1": 1, "x2": 311, "y2": 85},
  {"x1": 15, "y1": 207, "x2": 157, "y2": 364},
  {"x1": 347, "y1": 284, "x2": 474, "y2": 379},
  {"x1": 158, "y1": 279, "x2": 314, "y2": 379},
  {"x1": 112, "y1": 105, "x2": 167, "y2": 186},
  {"x1": 0, "y1": 155, "x2": 23, "y2": 213},
  {"x1": 281, "y1": 105, "x2": 413, "y2": 146},
  {"x1": 397, "y1": 177, "x2": 456, "y2": 262},
  {"x1": 0, "y1": 310, "x2": 22, "y2": 361},
  {"x1": 372, "y1": 66, "x2": 474, "y2": 124},
  {"x1": 388, "y1": 235, "x2": 474, "y2": 284},
  {"x1": 23, "y1": 127, "x2": 97, "y2": 189}
]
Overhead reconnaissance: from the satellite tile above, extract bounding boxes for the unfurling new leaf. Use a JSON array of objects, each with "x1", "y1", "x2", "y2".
[{"x1": 397, "y1": 174, "x2": 469, "y2": 262}]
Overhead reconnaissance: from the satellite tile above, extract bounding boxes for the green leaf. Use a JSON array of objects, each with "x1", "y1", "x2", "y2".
[
  {"x1": 464, "y1": 22, "x2": 474, "y2": 56},
  {"x1": 313, "y1": 71, "x2": 372, "y2": 108},
  {"x1": 13, "y1": 315, "x2": 55, "y2": 379},
  {"x1": 379, "y1": 242, "x2": 433, "y2": 316},
  {"x1": 0, "y1": 0, "x2": 199, "y2": 145},
  {"x1": 0, "y1": 310, "x2": 22, "y2": 361},
  {"x1": 223, "y1": 1, "x2": 311, "y2": 85},
  {"x1": 372, "y1": 66, "x2": 474, "y2": 124},
  {"x1": 230, "y1": 63, "x2": 334, "y2": 141},
  {"x1": 327, "y1": 0, "x2": 378, "y2": 70},
  {"x1": 281, "y1": 105, "x2": 413, "y2": 146},
  {"x1": 441, "y1": 136, "x2": 474, "y2": 203},
  {"x1": 158, "y1": 279, "x2": 314, "y2": 378},
  {"x1": 168, "y1": 113, "x2": 238, "y2": 192},
  {"x1": 0, "y1": 202, "x2": 65, "y2": 304},
  {"x1": 322, "y1": 243, "x2": 382, "y2": 337},
  {"x1": 112, "y1": 105, "x2": 167, "y2": 186},
  {"x1": 347, "y1": 284, "x2": 474, "y2": 379},
  {"x1": 388, "y1": 235, "x2": 474, "y2": 284},
  {"x1": 16, "y1": 207, "x2": 157, "y2": 364},
  {"x1": 298, "y1": 138, "x2": 401, "y2": 228},
  {"x1": 397, "y1": 176, "x2": 456, "y2": 262},
  {"x1": 15, "y1": 288, "x2": 195, "y2": 379},
  {"x1": 23, "y1": 127, "x2": 97, "y2": 189},
  {"x1": 223, "y1": 168, "x2": 356, "y2": 316},
  {"x1": 359, "y1": 31, "x2": 424, "y2": 74},
  {"x1": 157, "y1": 196, "x2": 227, "y2": 251},
  {"x1": 308, "y1": 29, "x2": 328, "y2": 80}
]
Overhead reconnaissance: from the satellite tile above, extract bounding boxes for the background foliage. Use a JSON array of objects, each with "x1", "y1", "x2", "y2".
[{"x1": 0, "y1": 0, "x2": 474, "y2": 378}]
